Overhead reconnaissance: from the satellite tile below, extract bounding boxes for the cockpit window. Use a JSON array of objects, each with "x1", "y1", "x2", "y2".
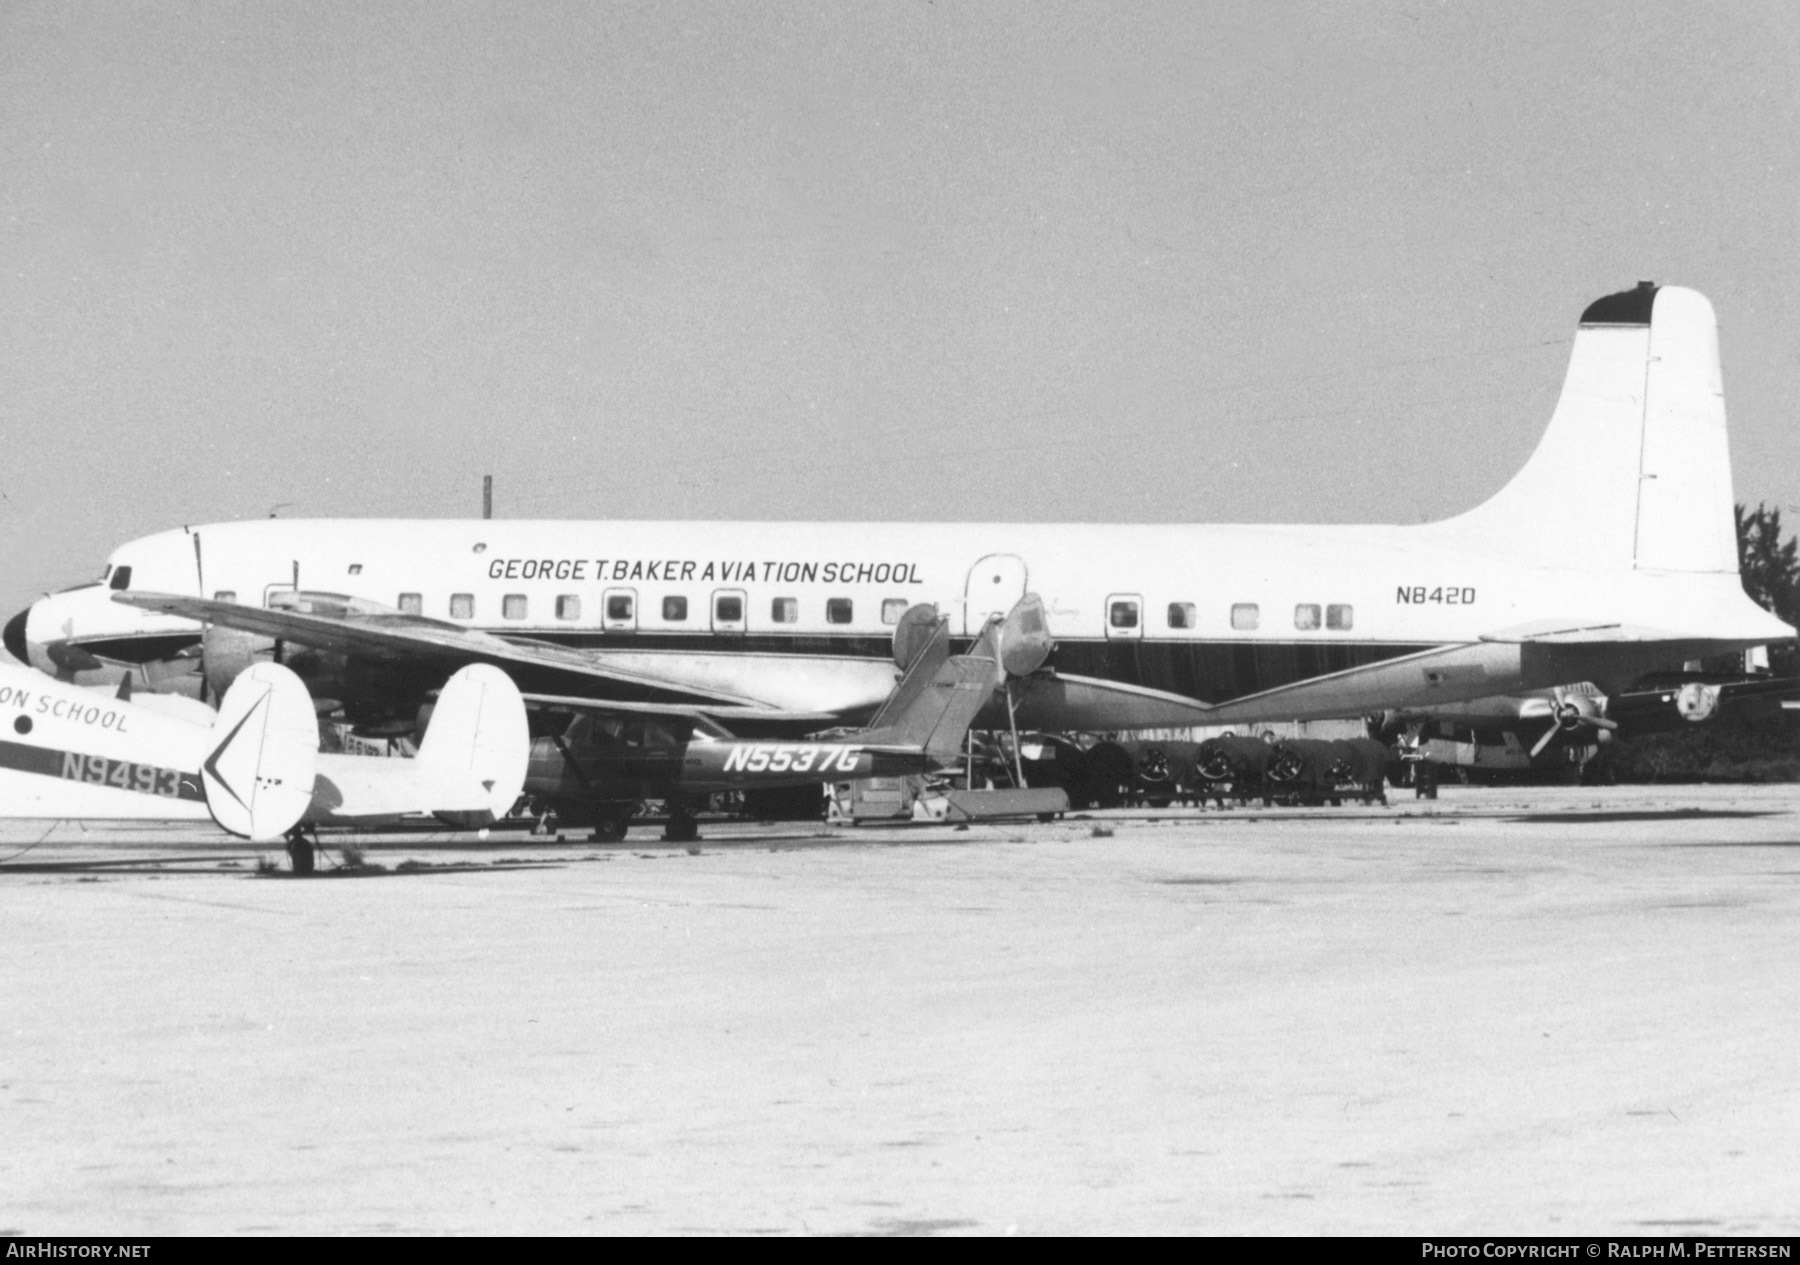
[{"x1": 109, "y1": 566, "x2": 133, "y2": 591}]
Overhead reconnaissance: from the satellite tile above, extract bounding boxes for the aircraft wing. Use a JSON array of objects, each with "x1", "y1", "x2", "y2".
[
  {"x1": 1478, "y1": 620, "x2": 1690, "y2": 644},
  {"x1": 1606, "y1": 673, "x2": 1800, "y2": 733},
  {"x1": 111, "y1": 591, "x2": 775, "y2": 709},
  {"x1": 520, "y1": 691, "x2": 840, "y2": 725}
]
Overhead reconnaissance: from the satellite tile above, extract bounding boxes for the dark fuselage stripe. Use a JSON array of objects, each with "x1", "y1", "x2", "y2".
[
  {"x1": 0, "y1": 738, "x2": 205, "y2": 802},
  {"x1": 514, "y1": 633, "x2": 1441, "y2": 704}
]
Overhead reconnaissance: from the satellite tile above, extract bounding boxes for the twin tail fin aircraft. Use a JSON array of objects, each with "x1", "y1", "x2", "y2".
[
  {"x1": 6, "y1": 283, "x2": 1792, "y2": 745},
  {"x1": 0, "y1": 660, "x2": 529, "y2": 871}
]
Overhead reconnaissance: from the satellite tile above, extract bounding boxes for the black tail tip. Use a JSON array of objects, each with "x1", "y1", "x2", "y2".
[{"x1": 1581, "y1": 280, "x2": 1659, "y2": 326}]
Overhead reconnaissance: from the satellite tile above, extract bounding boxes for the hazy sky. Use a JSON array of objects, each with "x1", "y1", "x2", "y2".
[{"x1": 4, "y1": 0, "x2": 1798, "y2": 621}]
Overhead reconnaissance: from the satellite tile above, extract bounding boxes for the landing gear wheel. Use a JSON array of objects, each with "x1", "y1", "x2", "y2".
[
  {"x1": 663, "y1": 810, "x2": 699, "y2": 844},
  {"x1": 590, "y1": 816, "x2": 629, "y2": 843},
  {"x1": 285, "y1": 831, "x2": 315, "y2": 875}
]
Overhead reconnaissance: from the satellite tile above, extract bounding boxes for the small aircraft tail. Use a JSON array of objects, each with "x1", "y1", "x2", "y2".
[
  {"x1": 415, "y1": 664, "x2": 530, "y2": 821},
  {"x1": 201, "y1": 663, "x2": 318, "y2": 840},
  {"x1": 863, "y1": 607, "x2": 954, "y2": 734},
  {"x1": 1433, "y1": 283, "x2": 1740, "y2": 575},
  {"x1": 860, "y1": 612, "x2": 1004, "y2": 762}
]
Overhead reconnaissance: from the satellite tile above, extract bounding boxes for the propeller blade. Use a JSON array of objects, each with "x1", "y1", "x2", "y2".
[
  {"x1": 1530, "y1": 722, "x2": 1560, "y2": 758},
  {"x1": 45, "y1": 640, "x2": 105, "y2": 673},
  {"x1": 1587, "y1": 716, "x2": 1620, "y2": 731}
]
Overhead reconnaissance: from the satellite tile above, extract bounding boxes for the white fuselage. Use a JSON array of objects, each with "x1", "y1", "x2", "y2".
[{"x1": 27, "y1": 516, "x2": 1784, "y2": 728}]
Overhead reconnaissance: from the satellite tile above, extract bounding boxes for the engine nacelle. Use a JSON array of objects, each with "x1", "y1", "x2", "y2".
[{"x1": 202, "y1": 624, "x2": 277, "y2": 700}]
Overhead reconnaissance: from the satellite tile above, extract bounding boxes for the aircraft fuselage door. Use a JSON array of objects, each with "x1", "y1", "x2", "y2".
[{"x1": 964, "y1": 554, "x2": 1028, "y2": 634}]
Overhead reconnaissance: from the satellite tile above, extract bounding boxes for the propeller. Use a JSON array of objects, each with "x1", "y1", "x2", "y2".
[
  {"x1": 43, "y1": 639, "x2": 106, "y2": 675},
  {"x1": 1528, "y1": 689, "x2": 1620, "y2": 758}
]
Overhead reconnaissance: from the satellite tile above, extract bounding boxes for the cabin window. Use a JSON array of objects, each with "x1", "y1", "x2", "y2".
[
  {"x1": 398, "y1": 592, "x2": 422, "y2": 615},
  {"x1": 213, "y1": 590, "x2": 237, "y2": 604},
  {"x1": 109, "y1": 566, "x2": 132, "y2": 591},
  {"x1": 663, "y1": 595, "x2": 688, "y2": 622},
  {"x1": 1327, "y1": 603, "x2": 1353, "y2": 630},
  {"x1": 1109, "y1": 600, "x2": 1139, "y2": 630},
  {"x1": 1294, "y1": 603, "x2": 1321, "y2": 631},
  {"x1": 450, "y1": 593, "x2": 475, "y2": 620},
  {"x1": 1230, "y1": 603, "x2": 1259, "y2": 631},
  {"x1": 881, "y1": 598, "x2": 908, "y2": 625},
  {"x1": 503, "y1": 594, "x2": 528, "y2": 620},
  {"x1": 606, "y1": 594, "x2": 634, "y2": 622},
  {"x1": 556, "y1": 595, "x2": 581, "y2": 621},
  {"x1": 826, "y1": 598, "x2": 853, "y2": 625},
  {"x1": 1168, "y1": 602, "x2": 1196, "y2": 630},
  {"x1": 772, "y1": 597, "x2": 798, "y2": 624},
  {"x1": 715, "y1": 594, "x2": 744, "y2": 623},
  {"x1": 347, "y1": 563, "x2": 363, "y2": 575}
]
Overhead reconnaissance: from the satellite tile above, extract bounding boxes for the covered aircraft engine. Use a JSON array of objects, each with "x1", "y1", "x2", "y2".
[
  {"x1": 1068, "y1": 740, "x2": 1134, "y2": 810},
  {"x1": 1195, "y1": 735, "x2": 1276, "y2": 806},
  {"x1": 1267, "y1": 738, "x2": 1340, "y2": 803},
  {"x1": 1134, "y1": 744, "x2": 1175, "y2": 807},
  {"x1": 1333, "y1": 738, "x2": 1396, "y2": 803},
  {"x1": 998, "y1": 593, "x2": 1053, "y2": 678},
  {"x1": 1268, "y1": 738, "x2": 1392, "y2": 805}
]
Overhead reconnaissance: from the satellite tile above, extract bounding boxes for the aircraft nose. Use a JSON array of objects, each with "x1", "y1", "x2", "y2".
[{"x1": 3, "y1": 606, "x2": 29, "y2": 664}]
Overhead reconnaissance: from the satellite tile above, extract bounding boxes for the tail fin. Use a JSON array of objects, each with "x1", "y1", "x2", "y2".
[
  {"x1": 416, "y1": 664, "x2": 529, "y2": 820},
  {"x1": 203, "y1": 663, "x2": 317, "y2": 840},
  {"x1": 863, "y1": 612, "x2": 953, "y2": 734},
  {"x1": 861, "y1": 616, "x2": 1003, "y2": 762},
  {"x1": 1434, "y1": 283, "x2": 1739, "y2": 574}
]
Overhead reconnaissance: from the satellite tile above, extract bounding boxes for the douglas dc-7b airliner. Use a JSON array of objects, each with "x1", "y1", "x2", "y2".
[{"x1": 8, "y1": 284, "x2": 1792, "y2": 763}]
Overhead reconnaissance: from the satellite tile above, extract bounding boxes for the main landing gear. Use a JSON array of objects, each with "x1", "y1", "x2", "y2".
[{"x1": 284, "y1": 826, "x2": 317, "y2": 875}]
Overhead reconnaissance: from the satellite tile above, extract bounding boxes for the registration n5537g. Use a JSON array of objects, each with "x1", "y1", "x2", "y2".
[{"x1": 720, "y1": 744, "x2": 864, "y2": 775}]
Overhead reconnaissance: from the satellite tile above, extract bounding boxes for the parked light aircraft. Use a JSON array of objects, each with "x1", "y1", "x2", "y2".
[
  {"x1": 6, "y1": 285, "x2": 1793, "y2": 781},
  {"x1": 518, "y1": 602, "x2": 1063, "y2": 838},
  {"x1": 0, "y1": 660, "x2": 529, "y2": 869}
]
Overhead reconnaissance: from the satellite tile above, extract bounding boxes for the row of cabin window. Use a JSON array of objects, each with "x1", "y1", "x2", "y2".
[
  {"x1": 1111, "y1": 601, "x2": 1354, "y2": 632},
  {"x1": 210, "y1": 589, "x2": 916, "y2": 627},
  {"x1": 210, "y1": 586, "x2": 1351, "y2": 633},
  {"x1": 468, "y1": 592, "x2": 917, "y2": 625}
]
